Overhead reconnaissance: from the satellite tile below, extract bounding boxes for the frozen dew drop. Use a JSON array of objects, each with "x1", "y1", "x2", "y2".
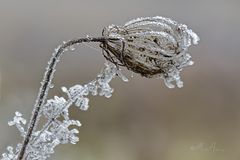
[
  {"x1": 86, "y1": 35, "x2": 92, "y2": 41},
  {"x1": 69, "y1": 45, "x2": 75, "y2": 51},
  {"x1": 131, "y1": 72, "x2": 134, "y2": 78},
  {"x1": 61, "y1": 86, "x2": 68, "y2": 93},
  {"x1": 2, "y1": 153, "x2": 8, "y2": 158},
  {"x1": 15, "y1": 111, "x2": 22, "y2": 117},
  {"x1": 188, "y1": 60, "x2": 194, "y2": 66},
  {"x1": 8, "y1": 121, "x2": 15, "y2": 126},
  {"x1": 117, "y1": 70, "x2": 129, "y2": 82},
  {"x1": 164, "y1": 79, "x2": 175, "y2": 89},
  {"x1": 176, "y1": 80, "x2": 184, "y2": 88},
  {"x1": 104, "y1": 93, "x2": 112, "y2": 98},
  {"x1": 49, "y1": 84, "x2": 54, "y2": 89}
]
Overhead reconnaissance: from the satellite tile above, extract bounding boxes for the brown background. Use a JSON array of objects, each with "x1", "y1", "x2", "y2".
[{"x1": 0, "y1": 0, "x2": 240, "y2": 160}]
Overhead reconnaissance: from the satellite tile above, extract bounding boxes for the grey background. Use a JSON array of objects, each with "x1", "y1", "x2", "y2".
[{"x1": 0, "y1": 0, "x2": 240, "y2": 160}]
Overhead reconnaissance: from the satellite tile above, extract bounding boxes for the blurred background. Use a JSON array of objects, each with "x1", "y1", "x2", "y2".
[{"x1": 0, "y1": 0, "x2": 240, "y2": 160}]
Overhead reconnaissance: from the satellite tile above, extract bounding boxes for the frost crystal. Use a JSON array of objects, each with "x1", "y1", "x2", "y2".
[
  {"x1": 8, "y1": 112, "x2": 26, "y2": 137},
  {"x1": 1, "y1": 62, "x2": 125, "y2": 160},
  {"x1": 102, "y1": 16, "x2": 199, "y2": 88},
  {"x1": 1, "y1": 145, "x2": 22, "y2": 160}
]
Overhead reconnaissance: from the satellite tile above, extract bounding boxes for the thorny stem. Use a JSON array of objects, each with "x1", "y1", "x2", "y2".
[{"x1": 17, "y1": 36, "x2": 119, "y2": 160}]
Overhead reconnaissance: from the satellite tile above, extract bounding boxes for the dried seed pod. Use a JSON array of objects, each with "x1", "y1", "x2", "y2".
[{"x1": 102, "y1": 16, "x2": 199, "y2": 88}]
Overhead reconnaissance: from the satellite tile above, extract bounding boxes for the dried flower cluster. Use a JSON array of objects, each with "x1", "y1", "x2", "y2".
[
  {"x1": 102, "y1": 16, "x2": 199, "y2": 88},
  {"x1": 1, "y1": 16, "x2": 199, "y2": 160}
]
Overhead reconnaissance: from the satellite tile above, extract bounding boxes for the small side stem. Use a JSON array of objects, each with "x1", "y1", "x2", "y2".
[{"x1": 17, "y1": 36, "x2": 118, "y2": 160}]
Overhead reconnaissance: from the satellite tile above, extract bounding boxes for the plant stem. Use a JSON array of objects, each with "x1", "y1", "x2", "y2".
[{"x1": 17, "y1": 36, "x2": 118, "y2": 160}]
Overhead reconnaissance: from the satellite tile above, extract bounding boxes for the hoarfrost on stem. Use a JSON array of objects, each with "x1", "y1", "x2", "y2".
[{"x1": 1, "y1": 62, "x2": 127, "y2": 160}]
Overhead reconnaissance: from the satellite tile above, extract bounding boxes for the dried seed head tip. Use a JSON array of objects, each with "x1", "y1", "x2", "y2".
[{"x1": 102, "y1": 16, "x2": 199, "y2": 88}]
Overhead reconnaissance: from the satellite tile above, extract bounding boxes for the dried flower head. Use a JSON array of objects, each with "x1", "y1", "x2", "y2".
[{"x1": 101, "y1": 16, "x2": 199, "y2": 88}]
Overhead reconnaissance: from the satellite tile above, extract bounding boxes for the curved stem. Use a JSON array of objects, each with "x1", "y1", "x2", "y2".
[{"x1": 17, "y1": 36, "x2": 118, "y2": 160}]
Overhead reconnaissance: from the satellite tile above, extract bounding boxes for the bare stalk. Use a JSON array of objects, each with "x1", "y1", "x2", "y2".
[{"x1": 17, "y1": 36, "x2": 118, "y2": 160}]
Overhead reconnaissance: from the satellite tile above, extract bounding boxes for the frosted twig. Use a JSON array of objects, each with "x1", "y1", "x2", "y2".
[
  {"x1": 17, "y1": 37, "x2": 119, "y2": 160},
  {"x1": 1, "y1": 16, "x2": 199, "y2": 160}
]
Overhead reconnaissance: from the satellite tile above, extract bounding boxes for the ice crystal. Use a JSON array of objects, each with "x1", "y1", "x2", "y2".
[
  {"x1": 1, "y1": 145, "x2": 22, "y2": 160},
  {"x1": 102, "y1": 16, "x2": 199, "y2": 88},
  {"x1": 1, "y1": 62, "x2": 125, "y2": 160},
  {"x1": 8, "y1": 112, "x2": 26, "y2": 137}
]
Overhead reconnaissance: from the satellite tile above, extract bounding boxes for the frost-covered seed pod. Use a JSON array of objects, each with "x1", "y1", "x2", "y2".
[{"x1": 102, "y1": 16, "x2": 199, "y2": 87}]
